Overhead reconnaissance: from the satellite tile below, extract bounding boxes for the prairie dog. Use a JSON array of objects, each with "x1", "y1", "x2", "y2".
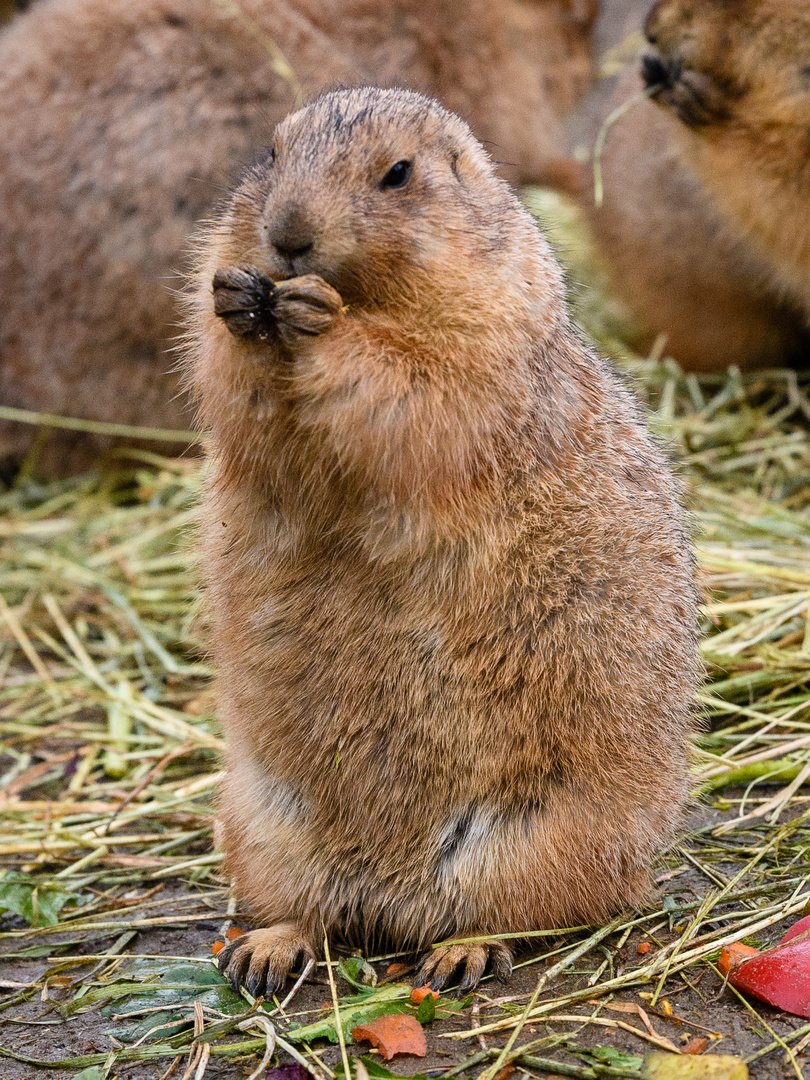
[
  {"x1": 644, "y1": 0, "x2": 810, "y2": 317},
  {"x1": 0, "y1": 0, "x2": 596, "y2": 473},
  {"x1": 184, "y1": 87, "x2": 698, "y2": 995},
  {"x1": 582, "y1": 1, "x2": 810, "y2": 371}
]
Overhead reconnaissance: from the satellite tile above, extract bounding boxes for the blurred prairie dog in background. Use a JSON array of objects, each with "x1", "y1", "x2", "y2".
[
  {"x1": 573, "y1": 0, "x2": 810, "y2": 372},
  {"x1": 0, "y1": 0, "x2": 597, "y2": 474},
  {"x1": 185, "y1": 86, "x2": 698, "y2": 996}
]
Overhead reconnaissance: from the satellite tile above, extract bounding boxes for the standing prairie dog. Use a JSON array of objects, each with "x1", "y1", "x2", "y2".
[
  {"x1": 583, "y1": 0, "x2": 810, "y2": 371},
  {"x1": 0, "y1": 0, "x2": 596, "y2": 474},
  {"x1": 184, "y1": 87, "x2": 698, "y2": 995}
]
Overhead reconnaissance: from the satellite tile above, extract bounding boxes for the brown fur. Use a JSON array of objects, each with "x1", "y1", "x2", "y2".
[
  {"x1": 581, "y1": 1, "x2": 810, "y2": 372},
  {"x1": 0, "y1": 0, "x2": 597, "y2": 473},
  {"x1": 183, "y1": 87, "x2": 698, "y2": 995}
]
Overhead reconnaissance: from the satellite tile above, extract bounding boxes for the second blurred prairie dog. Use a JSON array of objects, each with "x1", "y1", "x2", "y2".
[
  {"x1": 582, "y1": 0, "x2": 810, "y2": 371},
  {"x1": 0, "y1": 0, "x2": 596, "y2": 473},
  {"x1": 185, "y1": 87, "x2": 698, "y2": 997}
]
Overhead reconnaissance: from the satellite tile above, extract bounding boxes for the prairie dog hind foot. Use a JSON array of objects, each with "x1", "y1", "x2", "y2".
[
  {"x1": 217, "y1": 922, "x2": 316, "y2": 998},
  {"x1": 417, "y1": 939, "x2": 513, "y2": 994}
]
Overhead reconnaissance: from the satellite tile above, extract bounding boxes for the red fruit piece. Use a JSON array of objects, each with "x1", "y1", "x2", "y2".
[
  {"x1": 729, "y1": 936, "x2": 810, "y2": 1019},
  {"x1": 778, "y1": 915, "x2": 810, "y2": 947}
]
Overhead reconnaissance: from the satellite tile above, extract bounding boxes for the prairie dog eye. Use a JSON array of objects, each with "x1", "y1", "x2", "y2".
[{"x1": 380, "y1": 160, "x2": 413, "y2": 189}]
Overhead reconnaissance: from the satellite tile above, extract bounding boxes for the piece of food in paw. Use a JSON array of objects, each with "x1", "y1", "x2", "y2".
[
  {"x1": 417, "y1": 941, "x2": 512, "y2": 993},
  {"x1": 212, "y1": 265, "x2": 277, "y2": 341}
]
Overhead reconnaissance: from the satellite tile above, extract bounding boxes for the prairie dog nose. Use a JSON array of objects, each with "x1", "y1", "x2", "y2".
[
  {"x1": 269, "y1": 204, "x2": 315, "y2": 257},
  {"x1": 641, "y1": 51, "x2": 681, "y2": 91}
]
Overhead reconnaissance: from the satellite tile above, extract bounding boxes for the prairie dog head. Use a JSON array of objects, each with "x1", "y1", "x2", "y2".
[
  {"x1": 225, "y1": 87, "x2": 542, "y2": 310},
  {"x1": 640, "y1": 0, "x2": 810, "y2": 135}
]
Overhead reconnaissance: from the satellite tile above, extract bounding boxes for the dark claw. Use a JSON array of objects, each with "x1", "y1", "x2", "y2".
[
  {"x1": 415, "y1": 955, "x2": 439, "y2": 988},
  {"x1": 216, "y1": 941, "x2": 232, "y2": 971},
  {"x1": 216, "y1": 938, "x2": 239, "y2": 977},
  {"x1": 218, "y1": 940, "x2": 253, "y2": 994},
  {"x1": 490, "y1": 948, "x2": 513, "y2": 983},
  {"x1": 246, "y1": 959, "x2": 269, "y2": 999},
  {"x1": 429, "y1": 963, "x2": 461, "y2": 992}
]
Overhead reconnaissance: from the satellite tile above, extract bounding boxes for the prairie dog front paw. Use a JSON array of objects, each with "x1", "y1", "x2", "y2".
[
  {"x1": 212, "y1": 267, "x2": 343, "y2": 348},
  {"x1": 212, "y1": 265, "x2": 277, "y2": 341},
  {"x1": 271, "y1": 275, "x2": 344, "y2": 347}
]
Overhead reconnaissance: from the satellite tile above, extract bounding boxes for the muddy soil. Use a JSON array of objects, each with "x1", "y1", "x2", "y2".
[{"x1": 0, "y1": 797, "x2": 805, "y2": 1080}]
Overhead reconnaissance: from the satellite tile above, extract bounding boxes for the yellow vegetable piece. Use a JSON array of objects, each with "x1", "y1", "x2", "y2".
[{"x1": 643, "y1": 1053, "x2": 748, "y2": 1080}]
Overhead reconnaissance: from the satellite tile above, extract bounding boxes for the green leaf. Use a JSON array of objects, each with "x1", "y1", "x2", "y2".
[
  {"x1": 104, "y1": 1009, "x2": 192, "y2": 1043},
  {"x1": 70, "y1": 1069, "x2": 105, "y2": 1080},
  {"x1": 66, "y1": 961, "x2": 245, "y2": 1045},
  {"x1": 578, "y1": 1046, "x2": 644, "y2": 1070},
  {"x1": 354, "y1": 1061, "x2": 399, "y2": 1079},
  {"x1": 288, "y1": 983, "x2": 413, "y2": 1044},
  {"x1": 338, "y1": 955, "x2": 377, "y2": 988},
  {"x1": 161, "y1": 963, "x2": 230, "y2": 986},
  {"x1": 290, "y1": 1000, "x2": 415, "y2": 1045},
  {"x1": 0, "y1": 872, "x2": 79, "y2": 927},
  {"x1": 437, "y1": 993, "x2": 473, "y2": 1013},
  {"x1": 335, "y1": 1059, "x2": 433, "y2": 1080},
  {"x1": 415, "y1": 992, "x2": 436, "y2": 1023}
]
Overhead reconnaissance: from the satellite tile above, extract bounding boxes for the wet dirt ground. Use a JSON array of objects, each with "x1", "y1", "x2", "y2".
[{"x1": 0, "y1": 796, "x2": 806, "y2": 1080}]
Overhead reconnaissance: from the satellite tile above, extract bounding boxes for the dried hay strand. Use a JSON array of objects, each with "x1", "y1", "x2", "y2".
[{"x1": 0, "y1": 455, "x2": 221, "y2": 885}]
